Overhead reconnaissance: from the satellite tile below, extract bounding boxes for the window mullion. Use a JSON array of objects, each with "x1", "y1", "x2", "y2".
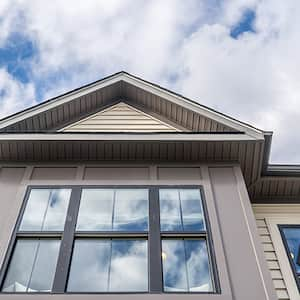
[
  {"x1": 149, "y1": 187, "x2": 163, "y2": 293},
  {"x1": 52, "y1": 187, "x2": 81, "y2": 293}
]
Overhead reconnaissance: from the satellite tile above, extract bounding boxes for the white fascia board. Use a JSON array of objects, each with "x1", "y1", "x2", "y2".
[
  {"x1": 0, "y1": 73, "x2": 125, "y2": 129},
  {"x1": 0, "y1": 133, "x2": 261, "y2": 141},
  {"x1": 0, "y1": 72, "x2": 264, "y2": 140},
  {"x1": 125, "y1": 77, "x2": 264, "y2": 138},
  {"x1": 122, "y1": 74, "x2": 264, "y2": 140}
]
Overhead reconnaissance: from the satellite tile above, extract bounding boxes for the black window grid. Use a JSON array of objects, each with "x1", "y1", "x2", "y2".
[{"x1": 0, "y1": 185, "x2": 220, "y2": 294}]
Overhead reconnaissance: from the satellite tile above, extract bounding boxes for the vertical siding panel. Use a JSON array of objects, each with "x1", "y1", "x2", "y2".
[
  {"x1": 171, "y1": 103, "x2": 177, "y2": 123},
  {"x1": 182, "y1": 109, "x2": 188, "y2": 128},
  {"x1": 193, "y1": 114, "x2": 200, "y2": 132},
  {"x1": 187, "y1": 111, "x2": 194, "y2": 130},
  {"x1": 167, "y1": 143, "x2": 176, "y2": 161}
]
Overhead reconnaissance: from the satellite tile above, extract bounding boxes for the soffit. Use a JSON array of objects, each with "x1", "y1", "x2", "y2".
[{"x1": 250, "y1": 177, "x2": 300, "y2": 203}]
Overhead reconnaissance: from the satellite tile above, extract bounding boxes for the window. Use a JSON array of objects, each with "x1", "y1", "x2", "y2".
[
  {"x1": 0, "y1": 186, "x2": 218, "y2": 294},
  {"x1": 160, "y1": 189, "x2": 213, "y2": 292},
  {"x1": 67, "y1": 188, "x2": 149, "y2": 292},
  {"x1": 1, "y1": 189, "x2": 71, "y2": 292},
  {"x1": 279, "y1": 225, "x2": 300, "y2": 290}
]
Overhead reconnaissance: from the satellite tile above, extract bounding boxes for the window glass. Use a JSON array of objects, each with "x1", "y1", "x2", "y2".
[
  {"x1": 2, "y1": 239, "x2": 60, "y2": 292},
  {"x1": 113, "y1": 189, "x2": 148, "y2": 231},
  {"x1": 160, "y1": 189, "x2": 206, "y2": 231},
  {"x1": 181, "y1": 190, "x2": 206, "y2": 231},
  {"x1": 161, "y1": 239, "x2": 212, "y2": 292},
  {"x1": 67, "y1": 240, "x2": 110, "y2": 292},
  {"x1": 159, "y1": 189, "x2": 181, "y2": 231},
  {"x1": 76, "y1": 189, "x2": 114, "y2": 231},
  {"x1": 67, "y1": 239, "x2": 148, "y2": 292},
  {"x1": 19, "y1": 189, "x2": 71, "y2": 231},
  {"x1": 281, "y1": 227, "x2": 300, "y2": 274},
  {"x1": 76, "y1": 189, "x2": 148, "y2": 232}
]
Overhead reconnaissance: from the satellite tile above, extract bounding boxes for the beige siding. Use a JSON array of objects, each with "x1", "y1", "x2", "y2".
[
  {"x1": 253, "y1": 206, "x2": 295, "y2": 300},
  {"x1": 62, "y1": 102, "x2": 180, "y2": 132}
]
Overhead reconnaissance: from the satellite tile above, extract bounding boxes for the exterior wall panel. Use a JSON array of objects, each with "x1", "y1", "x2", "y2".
[
  {"x1": 0, "y1": 168, "x2": 26, "y2": 272},
  {"x1": 0, "y1": 164, "x2": 276, "y2": 300},
  {"x1": 31, "y1": 167, "x2": 77, "y2": 180},
  {"x1": 209, "y1": 167, "x2": 277, "y2": 300}
]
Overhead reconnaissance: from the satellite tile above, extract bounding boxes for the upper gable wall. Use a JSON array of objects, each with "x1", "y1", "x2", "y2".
[
  {"x1": 62, "y1": 102, "x2": 181, "y2": 132},
  {"x1": 0, "y1": 81, "x2": 238, "y2": 133}
]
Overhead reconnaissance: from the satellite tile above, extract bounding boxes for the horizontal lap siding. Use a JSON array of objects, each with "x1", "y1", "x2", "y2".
[
  {"x1": 255, "y1": 215, "x2": 289, "y2": 300},
  {"x1": 63, "y1": 102, "x2": 179, "y2": 132}
]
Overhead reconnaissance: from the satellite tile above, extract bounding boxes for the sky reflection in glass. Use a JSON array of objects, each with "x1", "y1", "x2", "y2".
[
  {"x1": 76, "y1": 189, "x2": 148, "y2": 231},
  {"x1": 162, "y1": 239, "x2": 212, "y2": 292},
  {"x1": 67, "y1": 239, "x2": 148, "y2": 292},
  {"x1": 2, "y1": 239, "x2": 60, "y2": 292},
  {"x1": 19, "y1": 189, "x2": 71, "y2": 231},
  {"x1": 113, "y1": 190, "x2": 148, "y2": 231},
  {"x1": 76, "y1": 189, "x2": 114, "y2": 231},
  {"x1": 160, "y1": 189, "x2": 206, "y2": 231},
  {"x1": 282, "y1": 227, "x2": 300, "y2": 274}
]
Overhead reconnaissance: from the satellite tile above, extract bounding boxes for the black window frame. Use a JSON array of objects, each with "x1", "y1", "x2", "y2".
[
  {"x1": 0, "y1": 185, "x2": 220, "y2": 295},
  {"x1": 279, "y1": 224, "x2": 300, "y2": 292}
]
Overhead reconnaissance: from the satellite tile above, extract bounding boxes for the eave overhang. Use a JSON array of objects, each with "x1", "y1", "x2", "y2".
[
  {"x1": 0, "y1": 132, "x2": 265, "y2": 190},
  {"x1": 0, "y1": 71, "x2": 298, "y2": 203}
]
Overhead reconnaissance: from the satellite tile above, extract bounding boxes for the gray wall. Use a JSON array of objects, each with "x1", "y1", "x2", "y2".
[{"x1": 0, "y1": 163, "x2": 276, "y2": 300}]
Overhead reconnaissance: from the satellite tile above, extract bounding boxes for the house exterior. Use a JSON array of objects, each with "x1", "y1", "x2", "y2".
[{"x1": 0, "y1": 71, "x2": 298, "y2": 300}]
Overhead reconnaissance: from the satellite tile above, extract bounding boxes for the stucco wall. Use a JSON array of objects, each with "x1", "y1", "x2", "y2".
[{"x1": 0, "y1": 164, "x2": 276, "y2": 300}]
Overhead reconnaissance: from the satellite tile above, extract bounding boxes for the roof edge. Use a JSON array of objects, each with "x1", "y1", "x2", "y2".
[{"x1": 0, "y1": 71, "x2": 264, "y2": 140}]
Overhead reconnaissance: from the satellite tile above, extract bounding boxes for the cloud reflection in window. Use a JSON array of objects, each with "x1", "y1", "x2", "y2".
[
  {"x1": 162, "y1": 239, "x2": 212, "y2": 292},
  {"x1": 76, "y1": 189, "x2": 149, "y2": 232},
  {"x1": 160, "y1": 189, "x2": 206, "y2": 231},
  {"x1": 67, "y1": 239, "x2": 148, "y2": 292},
  {"x1": 19, "y1": 189, "x2": 71, "y2": 231},
  {"x1": 2, "y1": 239, "x2": 60, "y2": 292}
]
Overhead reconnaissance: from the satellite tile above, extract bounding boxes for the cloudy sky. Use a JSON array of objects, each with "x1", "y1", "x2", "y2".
[{"x1": 0, "y1": 0, "x2": 299, "y2": 163}]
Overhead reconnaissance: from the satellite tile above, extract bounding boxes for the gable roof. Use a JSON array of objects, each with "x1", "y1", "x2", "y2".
[
  {"x1": 0, "y1": 71, "x2": 264, "y2": 140},
  {"x1": 0, "y1": 70, "x2": 299, "y2": 197}
]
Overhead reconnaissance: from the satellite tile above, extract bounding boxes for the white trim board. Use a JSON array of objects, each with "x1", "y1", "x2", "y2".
[{"x1": 0, "y1": 133, "x2": 259, "y2": 141}]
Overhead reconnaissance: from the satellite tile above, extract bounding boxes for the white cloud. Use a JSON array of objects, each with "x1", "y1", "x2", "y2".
[
  {"x1": 0, "y1": 0, "x2": 299, "y2": 163},
  {"x1": 0, "y1": 68, "x2": 36, "y2": 118},
  {"x1": 176, "y1": 0, "x2": 300, "y2": 163}
]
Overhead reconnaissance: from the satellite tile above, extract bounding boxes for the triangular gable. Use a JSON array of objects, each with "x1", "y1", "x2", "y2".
[
  {"x1": 0, "y1": 71, "x2": 265, "y2": 140},
  {"x1": 62, "y1": 102, "x2": 181, "y2": 132}
]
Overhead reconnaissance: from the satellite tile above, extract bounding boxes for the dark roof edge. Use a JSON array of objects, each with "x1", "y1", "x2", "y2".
[
  {"x1": 0, "y1": 71, "x2": 126, "y2": 122},
  {"x1": 0, "y1": 71, "x2": 263, "y2": 134},
  {"x1": 265, "y1": 165, "x2": 300, "y2": 177},
  {"x1": 123, "y1": 71, "x2": 263, "y2": 133},
  {"x1": 261, "y1": 131, "x2": 300, "y2": 177}
]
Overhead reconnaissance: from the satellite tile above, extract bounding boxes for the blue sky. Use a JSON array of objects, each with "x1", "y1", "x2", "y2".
[
  {"x1": 0, "y1": 0, "x2": 299, "y2": 163},
  {"x1": 230, "y1": 9, "x2": 256, "y2": 38}
]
